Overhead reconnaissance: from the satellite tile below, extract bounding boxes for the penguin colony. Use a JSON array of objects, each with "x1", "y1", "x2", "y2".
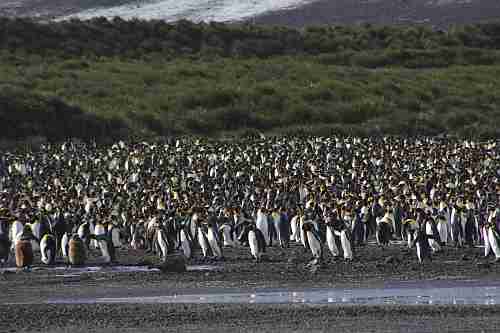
[{"x1": 0, "y1": 137, "x2": 500, "y2": 269}]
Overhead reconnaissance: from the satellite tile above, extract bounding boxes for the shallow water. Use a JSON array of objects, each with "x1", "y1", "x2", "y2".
[
  {"x1": 43, "y1": 280, "x2": 500, "y2": 305},
  {"x1": 0, "y1": 264, "x2": 219, "y2": 277},
  {"x1": 61, "y1": 0, "x2": 314, "y2": 22}
]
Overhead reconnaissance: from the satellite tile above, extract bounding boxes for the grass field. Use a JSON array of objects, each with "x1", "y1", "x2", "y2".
[{"x1": 1, "y1": 18, "x2": 500, "y2": 142}]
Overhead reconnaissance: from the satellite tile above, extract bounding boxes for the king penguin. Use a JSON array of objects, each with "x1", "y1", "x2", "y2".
[
  {"x1": 0, "y1": 219, "x2": 11, "y2": 266},
  {"x1": 15, "y1": 225, "x2": 35, "y2": 270},
  {"x1": 61, "y1": 232, "x2": 70, "y2": 259},
  {"x1": 246, "y1": 224, "x2": 266, "y2": 262},
  {"x1": 436, "y1": 214, "x2": 449, "y2": 245},
  {"x1": 40, "y1": 233, "x2": 57, "y2": 265},
  {"x1": 92, "y1": 227, "x2": 116, "y2": 264},
  {"x1": 197, "y1": 223, "x2": 211, "y2": 258},
  {"x1": 179, "y1": 227, "x2": 192, "y2": 259},
  {"x1": 337, "y1": 228, "x2": 353, "y2": 261},
  {"x1": 376, "y1": 214, "x2": 392, "y2": 247},
  {"x1": 68, "y1": 234, "x2": 86, "y2": 266},
  {"x1": 77, "y1": 222, "x2": 92, "y2": 249},
  {"x1": 290, "y1": 214, "x2": 301, "y2": 243},
  {"x1": 484, "y1": 221, "x2": 500, "y2": 261},
  {"x1": 207, "y1": 222, "x2": 223, "y2": 259},
  {"x1": 411, "y1": 226, "x2": 434, "y2": 264},
  {"x1": 219, "y1": 222, "x2": 235, "y2": 247},
  {"x1": 108, "y1": 223, "x2": 123, "y2": 248},
  {"x1": 156, "y1": 227, "x2": 170, "y2": 261},
  {"x1": 10, "y1": 220, "x2": 23, "y2": 251},
  {"x1": 326, "y1": 221, "x2": 340, "y2": 259},
  {"x1": 426, "y1": 218, "x2": 442, "y2": 253},
  {"x1": 93, "y1": 222, "x2": 107, "y2": 250},
  {"x1": 302, "y1": 221, "x2": 322, "y2": 261},
  {"x1": 256, "y1": 208, "x2": 270, "y2": 246}
]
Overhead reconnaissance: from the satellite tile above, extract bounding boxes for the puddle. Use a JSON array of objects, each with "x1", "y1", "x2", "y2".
[
  {"x1": 0, "y1": 264, "x2": 220, "y2": 277},
  {"x1": 42, "y1": 280, "x2": 500, "y2": 305}
]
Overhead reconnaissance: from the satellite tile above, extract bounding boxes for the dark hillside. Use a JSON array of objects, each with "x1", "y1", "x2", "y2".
[{"x1": 1, "y1": 18, "x2": 500, "y2": 142}]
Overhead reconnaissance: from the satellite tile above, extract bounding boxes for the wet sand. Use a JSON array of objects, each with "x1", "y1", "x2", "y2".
[
  {"x1": 1, "y1": 303, "x2": 500, "y2": 332},
  {"x1": 2, "y1": 242, "x2": 500, "y2": 331},
  {"x1": 252, "y1": 0, "x2": 500, "y2": 28}
]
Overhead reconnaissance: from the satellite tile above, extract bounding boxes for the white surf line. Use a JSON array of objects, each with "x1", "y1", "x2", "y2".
[{"x1": 58, "y1": 0, "x2": 316, "y2": 22}]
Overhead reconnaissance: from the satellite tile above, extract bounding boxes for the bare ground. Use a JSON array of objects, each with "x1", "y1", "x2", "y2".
[
  {"x1": 1, "y1": 242, "x2": 500, "y2": 331},
  {"x1": 252, "y1": 0, "x2": 500, "y2": 28}
]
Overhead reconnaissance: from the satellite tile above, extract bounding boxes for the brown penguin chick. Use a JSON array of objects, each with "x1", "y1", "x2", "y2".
[
  {"x1": 68, "y1": 234, "x2": 86, "y2": 266},
  {"x1": 15, "y1": 226, "x2": 35, "y2": 269}
]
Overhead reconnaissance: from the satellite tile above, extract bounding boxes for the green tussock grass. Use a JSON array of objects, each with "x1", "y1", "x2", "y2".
[{"x1": 1, "y1": 18, "x2": 500, "y2": 142}]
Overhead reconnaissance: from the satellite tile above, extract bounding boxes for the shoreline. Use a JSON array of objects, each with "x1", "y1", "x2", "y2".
[
  {"x1": 251, "y1": 0, "x2": 500, "y2": 28},
  {"x1": 1, "y1": 0, "x2": 500, "y2": 28}
]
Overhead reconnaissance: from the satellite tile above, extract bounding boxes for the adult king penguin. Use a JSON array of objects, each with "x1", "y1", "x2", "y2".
[
  {"x1": 426, "y1": 216, "x2": 442, "y2": 253},
  {"x1": 10, "y1": 220, "x2": 23, "y2": 251},
  {"x1": 92, "y1": 226, "x2": 116, "y2": 264},
  {"x1": 376, "y1": 211, "x2": 393, "y2": 247},
  {"x1": 245, "y1": 223, "x2": 266, "y2": 262},
  {"x1": 325, "y1": 216, "x2": 340, "y2": 259},
  {"x1": 156, "y1": 227, "x2": 170, "y2": 261},
  {"x1": 0, "y1": 217, "x2": 11, "y2": 266},
  {"x1": 197, "y1": 222, "x2": 211, "y2": 258},
  {"x1": 256, "y1": 208, "x2": 270, "y2": 246},
  {"x1": 219, "y1": 222, "x2": 235, "y2": 248},
  {"x1": 484, "y1": 215, "x2": 500, "y2": 262},
  {"x1": 411, "y1": 224, "x2": 438, "y2": 264},
  {"x1": 207, "y1": 220, "x2": 223, "y2": 259},
  {"x1": 40, "y1": 233, "x2": 57, "y2": 265},
  {"x1": 290, "y1": 213, "x2": 302, "y2": 243},
  {"x1": 61, "y1": 232, "x2": 70, "y2": 259},
  {"x1": 301, "y1": 221, "x2": 322, "y2": 261},
  {"x1": 179, "y1": 226, "x2": 192, "y2": 259},
  {"x1": 436, "y1": 213, "x2": 449, "y2": 245}
]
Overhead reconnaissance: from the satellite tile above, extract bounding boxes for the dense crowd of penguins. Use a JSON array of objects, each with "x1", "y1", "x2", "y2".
[{"x1": 1, "y1": 136, "x2": 500, "y2": 270}]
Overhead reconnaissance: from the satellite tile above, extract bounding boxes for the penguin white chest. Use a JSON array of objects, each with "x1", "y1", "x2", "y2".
[
  {"x1": 61, "y1": 233, "x2": 69, "y2": 257},
  {"x1": 180, "y1": 230, "x2": 191, "y2": 259},
  {"x1": 156, "y1": 230, "x2": 169, "y2": 259},
  {"x1": 207, "y1": 228, "x2": 222, "y2": 258},
  {"x1": 197, "y1": 228, "x2": 210, "y2": 257},
  {"x1": 307, "y1": 231, "x2": 321, "y2": 259},
  {"x1": 96, "y1": 239, "x2": 111, "y2": 263},
  {"x1": 221, "y1": 225, "x2": 234, "y2": 247},
  {"x1": 111, "y1": 228, "x2": 122, "y2": 248},
  {"x1": 488, "y1": 229, "x2": 500, "y2": 258},
  {"x1": 326, "y1": 226, "x2": 339, "y2": 257},
  {"x1": 248, "y1": 230, "x2": 260, "y2": 259}
]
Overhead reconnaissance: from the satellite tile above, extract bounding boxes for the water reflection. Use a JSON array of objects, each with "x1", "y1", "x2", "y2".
[{"x1": 44, "y1": 282, "x2": 500, "y2": 305}]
